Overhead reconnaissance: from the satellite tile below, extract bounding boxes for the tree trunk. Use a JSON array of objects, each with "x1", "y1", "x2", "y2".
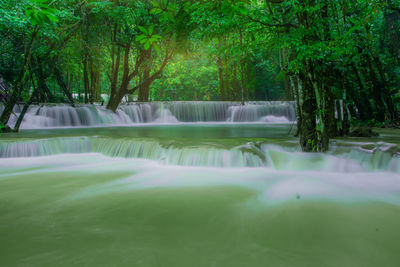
[
  {"x1": 138, "y1": 67, "x2": 151, "y2": 102},
  {"x1": 107, "y1": 45, "x2": 131, "y2": 111},
  {"x1": 35, "y1": 62, "x2": 53, "y2": 102},
  {"x1": 385, "y1": 8, "x2": 400, "y2": 66},
  {"x1": 217, "y1": 38, "x2": 225, "y2": 100},
  {"x1": 54, "y1": 67, "x2": 75, "y2": 107},
  {"x1": 83, "y1": 55, "x2": 89, "y2": 104},
  {"x1": 364, "y1": 53, "x2": 386, "y2": 122},
  {"x1": 0, "y1": 28, "x2": 38, "y2": 125},
  {"x1": 306, "y1": 61, "x2": 329, "y2": 151},
  {"x1": 290, "y1": 75, "x2": 302, "y2": 137},
  {"x1": 350, "y1": 63, "x2": 372, "y2": 121},
  {"x1": 107, "y1": 91, "x2": 125, "y2": 112},
  {"x1": 14, "y1": 89, "x2": 38, "y2": 132},
  {"x1": 138, "y1": 49, "x2": 152, "y2": 102},
  {"x1": 298, "y1": 74, "x2": 318, "y2": 152},
  {"x1": 369, "y1": 50, "x2": 397, "y2": 120}
]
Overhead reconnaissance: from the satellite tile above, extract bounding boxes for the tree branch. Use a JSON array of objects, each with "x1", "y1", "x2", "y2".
[{"x1": 127, "y1": 48, "x2": 173, "y2": 95}]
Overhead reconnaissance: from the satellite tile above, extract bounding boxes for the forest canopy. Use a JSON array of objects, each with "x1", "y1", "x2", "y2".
[{"x1": 0, "y1": 0, "x2": 399, "y2": 151}]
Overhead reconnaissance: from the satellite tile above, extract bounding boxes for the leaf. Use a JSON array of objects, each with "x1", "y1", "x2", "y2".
[
  {"x1": 148, "y1": 25, "x2": 154, "y2": 35},
  {"x1": 135, "y1": 35, "x2": 146, "y2": 41},
  {"x1": 153, "y1": 44, "x2": 160, "y2": 53},
  {"x1": 153, "y1": 34, "x2": 161, "y2": 40},
  {"x1": 45, "y1": 8, "x2": 58, "y2": 14},
  {"x1": 48, "y1": 14, "x2": 58, "y2": 23},
  {"x1": 25, "y1": 8, "x2": 33, "y2": 19},
  {"x1": 138, "y1": 26, "x2": 147, "y2": 34},
  {"x1": 150, "y1": 8, "x2": 162, "y2": 15},
  {"x1": 31, "y1": 13, "x2": 40, "y2": 25}
]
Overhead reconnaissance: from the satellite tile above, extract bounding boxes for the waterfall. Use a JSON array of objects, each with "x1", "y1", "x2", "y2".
[
  {"x1": 227, "y1": 102, "x2": 295, "y2": 122},
  {"x1": 1, "y1": 137, "x2": 398, "y2": 172},
  {"x1": 161, "y1": 101, "x2": 232, "y2": 121},
  {"x1": 0, "y1": 101, "x2": 296, "y2": 129},
  {"x1": 0, "y1": 137, "x2": 265, "y2": 167},
  {"x1": 153, "y1": 109, "x2": 179, "y2": 123}
]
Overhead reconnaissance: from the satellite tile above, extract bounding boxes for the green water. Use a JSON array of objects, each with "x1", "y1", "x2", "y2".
[{"x1": 1, "y1": 125, "x2": 400, "y2": 266}]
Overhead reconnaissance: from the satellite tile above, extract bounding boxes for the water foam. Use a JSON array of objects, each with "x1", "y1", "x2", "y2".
[{"x1": 2, "y1": 101, "x2": 296, "y2": 128}]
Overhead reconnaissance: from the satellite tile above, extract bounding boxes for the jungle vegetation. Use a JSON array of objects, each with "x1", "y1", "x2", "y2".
[{"x1": 0, "y1": 0, "x2": 399, "y2": 151}]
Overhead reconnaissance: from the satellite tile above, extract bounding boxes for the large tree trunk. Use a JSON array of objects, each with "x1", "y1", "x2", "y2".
[
  {"x1": 294, "y1": 2, "x2": 330, "y2": 152},
  {"x1": 107, "y1": 32, "x2": 172, "y2": 111},
  {"x1": 107, "y1": 91, "x2": 125, "y2": 112},
  {"x1": 138, "y1": 67, "x2": 151, "y2": 102},
  {"x1": 306, "y1": 61, "x2": 330, "y2": 152},
  {"x1": 298, "y1": 74, "x2": 318, "y2": 152},
  {"x1": 138, "y1": 49, "x2": 152, "y2": 102},
  {"x1": 107, "y1": 45, "x2": 132, "y2": 111}
]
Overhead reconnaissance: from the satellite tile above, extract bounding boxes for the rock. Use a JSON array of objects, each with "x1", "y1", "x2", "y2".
[
  {"x1": 255, "y1": 141, "x2": 264, "y2": 148},
  {"x1": 235, "y1": 142, "x2": 266, "y2": 162},
  {"x1": 360, "y1": 143, "x2": 377, "y2": 153}
]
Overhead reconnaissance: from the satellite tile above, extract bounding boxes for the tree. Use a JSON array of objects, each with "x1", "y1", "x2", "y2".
[{"x1": 0, "y1": 0, "x2": 59, "y2": 128}]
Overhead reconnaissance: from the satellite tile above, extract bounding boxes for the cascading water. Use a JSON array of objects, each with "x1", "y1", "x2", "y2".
[
  {"x1": 227, "y1": 102, "x2": 295, "y2": 123},
  {"x1": 1, "y1": 135, "x2": 398, "y2": 172},
  {"x1": 0, "y1": 137, "x2": 264, "y2": 167},
  {"x1": 1, "y1": 101, "x2": 296, "y2": 128},
  {"x1": 1, "y1": 120, "x2": 400, "y2": 267}
]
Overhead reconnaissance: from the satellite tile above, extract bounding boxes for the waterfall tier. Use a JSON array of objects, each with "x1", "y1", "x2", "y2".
[
  {"x1": 2, "y1": 101, "x2": 296, "y2": 128},
  {"x1": 1, "y1": 136, "x2": 398, "y2": 172}
]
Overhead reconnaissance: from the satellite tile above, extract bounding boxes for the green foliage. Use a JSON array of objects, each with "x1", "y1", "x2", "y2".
[
  {"x1": 25, "y1": 0, "x2": 58, "y2": 26},
  {"x1": 0, "y1": 121, "x2": 6, "y2": 131},
  {"x1": 136, "y1": 26, "x2": 162, "y2": 50},
  {"x1": 151, "y1": 50, "x2": 219, "y2": 101},
  {"x1": 0, "y1": 0, "x2": 398, "y2": 129}
]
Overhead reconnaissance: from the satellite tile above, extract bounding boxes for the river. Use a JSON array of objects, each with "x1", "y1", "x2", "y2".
[{"x1": 0, "y1": 102, "x2": 399, "y2": 266}]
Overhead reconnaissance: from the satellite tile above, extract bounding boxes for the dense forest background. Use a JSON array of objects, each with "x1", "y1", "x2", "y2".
[{"x1": 0, "y1": 0, "x2": 399, "y2": 151}]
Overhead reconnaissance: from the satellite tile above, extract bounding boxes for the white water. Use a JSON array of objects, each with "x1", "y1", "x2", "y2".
[
  {"x1": 1, "y1": 100, "x2": 400, "y2": 267},
  {"x1": 1, "y1": 153, "x2": 400, "y2": 205},
  {"x1": 1, "y1": 101, "x2": 296, "y2": 128},
  {"x1": 0, "y1": 136, "x2": 398, "y2": 172}
]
